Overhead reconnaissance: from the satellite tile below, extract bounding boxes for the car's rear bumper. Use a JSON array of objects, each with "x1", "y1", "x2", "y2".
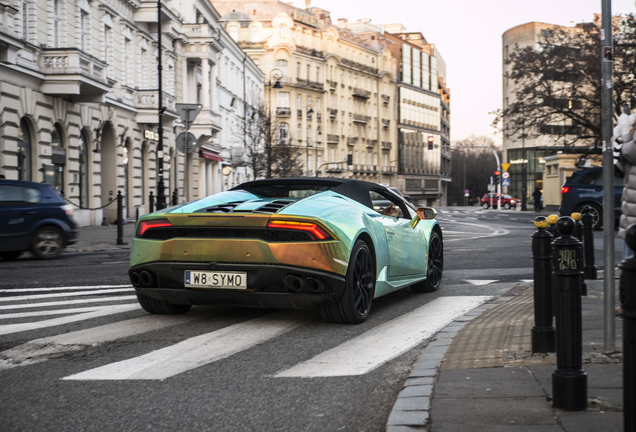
[{"x1": 129, "y1": 262, "x2": 347, "y2": 310}]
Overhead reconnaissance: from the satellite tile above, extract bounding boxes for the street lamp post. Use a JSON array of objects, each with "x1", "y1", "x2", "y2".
[
  {"x1": 521, "y1": 123, "x2": 527, "y2": 211},
  {"x1": 315, "y1": 129, "x2": 322, "y2": 176},
  {"x1": 306, "y1": 102, "x2": 314, "y2": 176},
  {"x1": 156, "y1": 0, "x2": 166, "y2": 210}
]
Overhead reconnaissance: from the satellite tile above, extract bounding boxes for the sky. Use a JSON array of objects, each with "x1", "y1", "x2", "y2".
[{"x1": 290, "y1": 0, "x2": 636, "y2": 144}]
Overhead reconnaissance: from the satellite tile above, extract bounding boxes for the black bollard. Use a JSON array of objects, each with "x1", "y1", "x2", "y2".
[
  {"x1": 531, "y1": 216, "x2": 556, "y2": 353},
  {"x1": 116, "y1": 191, "x2": 124, "y2": 245},
  {"x1": 551, "y1": 216, "x2": 587, "y2": 411},
  {"x1": 546, "y1": 214, "x2": 559, "y2": 238},
  {"x1": 620, "y1": 224, "x2": 636, "y2": 431},
  {"x1": 149, "y1": 191, "x2": 155, "y2": 213},
  {"x1": 172, "y1": 189, "x2": 178, "y2": 206},
  {"x1": 581, "y1": 206, "x2": 598, "y2": 280},
  {"x1": 571, "y1": 212, "x2": 587, "y2": 296}
]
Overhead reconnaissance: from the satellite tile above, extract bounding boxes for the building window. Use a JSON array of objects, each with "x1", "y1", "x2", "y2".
[
  {"x1": 296, "y1": 62, "x2": 301, "y2": 78},
  {"x1": 21, "y1": 0, "x2": 30, "y2": 42},
  {"x1": 104, "y1": 25, "x2": 112, "y2": 77},
  {"x1": 18, "y1": 118, "x2": 32, "y2": 181},
  {"x1": 277, "y1": 92, "x2": 289, "y2": 108},
  {"x1": 279, "y1": 24, "x2": 288, "y2": 38},
  {"x1": 278, "y1": 122, "x2": 289, "y2": 144},
  {"x1": 250, "y1": 26, "x2": 261, "y2": 42},
  {"x1": 307, "y1": 125, "x2": 312, "y2": 142},
  {"x1": 53, "y1": 0, "x2": 61, "y2": 46},
  {"x1": 316, "y1": 67, "x2": 320, "y2": 82},
  {"x1": 140, "y1": 48, "x2": 147, "y2": 87},
  {"x1": 123, "y1": 38, "x2": 130, "y2": 86},
  {"x1": 275, "y1": 59, "x2": 288, "y2": 77},
  {"x1": 297, "y1": 93, "x2": 301, "y2": 109},
  {"x1": 306, "y1": 64, "x2": 310, "y2": 80},
  {"x1": 229, "y1": 25, "x2": 239, "y2": 41}
]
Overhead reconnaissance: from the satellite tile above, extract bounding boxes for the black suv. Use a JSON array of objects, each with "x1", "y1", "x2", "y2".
[
  {"x1": 559, "y1": 167, "x2": 623, "y2": 229},
  {"x1": 0, "y1": 180, "x2": 79, "y2": 260}
]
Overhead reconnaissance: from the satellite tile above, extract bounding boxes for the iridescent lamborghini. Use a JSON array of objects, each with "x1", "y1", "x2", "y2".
[{"x1": 128, "y1": 178, "x2": 443, "y2": 324}]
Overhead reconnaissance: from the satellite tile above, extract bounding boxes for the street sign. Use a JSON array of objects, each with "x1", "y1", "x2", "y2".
[
  {"x1": 176, "y1": 132, "x2": 197, "y2": 154},
  {"x1": 175, "y1": 103, "x2": 202, "y2": 128},
  {"x1": 502, "y1": 171, "x2": 510, "y2": 179},
  {"x1": 502, "y1": 163, "x2": 510, "y2": 172},
  {"x1": 502, "y1": 178, "x2": 511, "y2": 186}
]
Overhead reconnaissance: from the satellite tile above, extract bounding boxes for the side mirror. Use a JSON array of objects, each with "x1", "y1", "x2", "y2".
[{"x1": 410, "y1": 207, "x2": 437, "y2": 228}]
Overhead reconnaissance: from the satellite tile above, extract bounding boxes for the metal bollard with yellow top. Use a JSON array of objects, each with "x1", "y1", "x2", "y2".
[
  {"x1": 571, "y1": 212, "x2": 587, "y2": 296},
  {"x1": 546, "y1": 214, "x2": 559, "y2": 238},
  {"x1": 531, "y1": 216, "x2": 556, "y2": 353}
]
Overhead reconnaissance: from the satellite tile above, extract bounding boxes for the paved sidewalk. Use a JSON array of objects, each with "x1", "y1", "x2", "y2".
[
  {"x1": 387, "y1": 279, "x2": 624, "y2": 431},
  {"x1": 65, "y1": 223, "x2": 135, "y2": 254}
]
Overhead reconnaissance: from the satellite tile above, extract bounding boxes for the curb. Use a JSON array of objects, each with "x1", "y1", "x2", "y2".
[{"x1": 385, "y1": 295, "x2": 516, "y2": 432}]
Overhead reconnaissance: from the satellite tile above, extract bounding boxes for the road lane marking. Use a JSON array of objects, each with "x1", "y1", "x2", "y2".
[
  {"x1": 0, "y1": 288, "x2": 135, "y2": 302},
  {"x1": 0, "y1": 306, "x2": 113, "y2": 319},
  {"x1": 275, "y1": 296, "x2": 491, "y2": 378},
  {"x1": 0, "y1": 285, "x2": 132, "y2": 293},
  {"x1": 0, "y1": 313, "x2": 201, "y2": 370},
  {"x1": 63, "y1": 311, "x2": 310, "y2": 381},
  {"x1": 0, "y1": 304, "x2": 139, "y2": 336},
  {"x1": 463, "y1": 280, "x2": 499, "y2": 285},
  {"x1": 440, "y1": 220, "x2": 509, "y2": 243},
  {"x1": 0, "y1": 296, "x2": 138, "y2": 310}
]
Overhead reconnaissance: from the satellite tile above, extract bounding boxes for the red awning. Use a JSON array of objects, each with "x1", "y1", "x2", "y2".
[{"x1": 200, "y1": 150, "x2": 223, "y2": 162}]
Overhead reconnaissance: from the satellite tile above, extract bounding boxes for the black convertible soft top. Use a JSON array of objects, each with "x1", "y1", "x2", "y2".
[{"x1": 230, "y1": 178, "x2": 399, "y2": 210}]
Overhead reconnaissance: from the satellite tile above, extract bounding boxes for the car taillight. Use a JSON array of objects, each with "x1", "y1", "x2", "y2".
[
  {"x1": 561, "y1": 186, "x2": 570, "y2": 194},
  {"x1": 267, "y1": 220, "x2": 332, "y2": 240},
  {"x1": 62, "y1": 204, "x2": 74, "y2": 218},
  {"x1": 137, "y1": 219, "x2": 172, "y2": 237}
]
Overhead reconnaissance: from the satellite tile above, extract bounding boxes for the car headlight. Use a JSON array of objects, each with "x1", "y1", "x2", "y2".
[{"x1": 511, "y1": 200, "x2": 516, "y2": 204}]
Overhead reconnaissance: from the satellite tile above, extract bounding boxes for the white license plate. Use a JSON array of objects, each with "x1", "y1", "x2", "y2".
[{"x1": 185, "y1": 271, "x2": 247, "y2": 289}]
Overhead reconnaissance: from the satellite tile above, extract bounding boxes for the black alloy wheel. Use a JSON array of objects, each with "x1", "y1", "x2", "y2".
[
  {"x1": 32, "y1": 226, "x2": 64, "y2": 259},
  {"x1": 411, "y1": 230, "x2": 443, "y2": 293},
  {"x1": 320, "y1": 239, "x2": 375, "y2": 324},
  {"x1": 482, "y1": 202, "x2": 489, "y2": 209},
  {"x1": 579, "y1": 203, "x2": 602, "y2": 230},
  {"x1": 504, "y1": 202, "x2": 511, "y2": 209}
]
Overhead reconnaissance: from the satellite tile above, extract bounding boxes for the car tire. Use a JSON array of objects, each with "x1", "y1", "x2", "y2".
[
  {"x1": 411, "y1": 230, "x2": 444, "y2": 293},
  {"x1": 137, "y1": 294, "x2": 192, "y2": 315},
  {"x1": 504, "y1": 202, "x2": 511, "y2": 209},
  {"x1": 576, "y1": 203, "x2": 603, "y2": 230},
  {"x1": 0, "y1": 251, "x2": 22, "y2": 261},
  {"x1": 32, "y1": 226, "x2": 64, "y2": 260},
  {"x1": 482, "y1": 202, "x2": 489, "y2": 209},
  {"x1": 319, "y1": 239, "x2": 375, "y2": 324}
]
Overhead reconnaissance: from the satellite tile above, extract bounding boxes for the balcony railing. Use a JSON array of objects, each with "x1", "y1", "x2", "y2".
[
  {"x1": 353, "y1": 87, "x2": 371, "y2": 99},
  {"x1": 39, "y1": 48, "x2": 109, "y2": 85},
  {"x1": 182, "y1": 23, "x2": 216, "y2": 38},
  {"x1": 276, "y1": 107, "x2": 291, "y2": 117},
  {"x1": 347, "y1": 137, "x2": 358, "y2": 146},
  {"x1": 382, "y1": 119, "x2": 391, "y2": 129},
  {"x1": 353, "y1": 114, "x2": 370, "y2": 124},
  {"x1": 381, "y1": 94, "x2": 390, "y2": 104},
  {"x1": 382, "y1": 165, "x2": 397, "y2": 174},
  {"x1": 135, "y1": 90, "x2": 177, "y2": 114},
  {"x1": 295, "y1": 78, "x2": 324, "y2": 91},
  {"x1": 326, "y1": 164, "x2": 344, "y2": 173},
  {"x1": 326, "y1": 79, "x2": 338, "y2": 90},
  {"x1": 382, "y1": 141, "x2": 392, "y2": 150},
  {"x1": 326, "y1": 134, "x2": 339, "y2": 143},
  {"x1": 367, "y1": 139, "x2": 378, "y2": 148},
  {"x1": 328, "y1": 108, "x2": 338, "y2": 118}
]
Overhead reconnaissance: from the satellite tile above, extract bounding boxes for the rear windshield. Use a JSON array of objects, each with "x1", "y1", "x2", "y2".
[{"x1": 239, "y1": 184, "x2": 334, "y2": 199}]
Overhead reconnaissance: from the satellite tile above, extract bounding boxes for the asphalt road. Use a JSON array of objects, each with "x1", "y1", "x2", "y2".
[{"x1": 0, "y1": 207, "x2": 623, "y2": 431}]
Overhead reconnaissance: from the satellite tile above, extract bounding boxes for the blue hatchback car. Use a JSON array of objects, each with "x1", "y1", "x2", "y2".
[
  {"x1": 0, "y1": 180, "x2": 78, "y2": 260},
  {"x1": 559, "y1": 167, "x2": 623, "y2": 230}
]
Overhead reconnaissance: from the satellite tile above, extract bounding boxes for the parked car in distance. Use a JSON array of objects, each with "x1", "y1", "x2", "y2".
[
  {"x1": 0, "y1": 179, "x2": 78, "y2": 260},
  {"x1": 559, "y1": 167, "x2": 623, "y2": 230},
  {"x1": 480, "y1": 193, "x2": 518, "y2": 210}
]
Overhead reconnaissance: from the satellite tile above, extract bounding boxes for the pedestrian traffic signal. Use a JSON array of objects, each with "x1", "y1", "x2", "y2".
[{"x1": 427, "y1": 136, "x2": 434, "y2": 150}]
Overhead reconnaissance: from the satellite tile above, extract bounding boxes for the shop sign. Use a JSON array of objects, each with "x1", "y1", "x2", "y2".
[
  {"x1": 144, "y1": 130, "x2": 159, "y2": 141},
  {"x1": 293, "y1": 10, "x2": 319, "y2": 28}
]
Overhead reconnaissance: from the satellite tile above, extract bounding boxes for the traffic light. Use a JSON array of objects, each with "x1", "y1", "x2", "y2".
[
  {"x1": 493, "y1": 171, "x2": 500, "y2": 185},
  {"x1": 427, "y1": 136, "x2": 434, "y2": 150}
]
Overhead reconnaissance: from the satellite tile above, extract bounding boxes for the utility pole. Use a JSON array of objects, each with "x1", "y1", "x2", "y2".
[
  {"x1": 601, "y1": 0, "x2": 615, "y2": 352},
  {"x1": 156, "y1": 0, "x2": 166, "y2": 210}
]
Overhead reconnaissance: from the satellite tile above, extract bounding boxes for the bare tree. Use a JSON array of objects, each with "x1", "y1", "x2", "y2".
[
  {"x1": 236, "y1": 96, "x2": 303, "y2": 179},
  {"x1": 448, "y1": 135, "x2": 502, "y2": 206},
  {"x1": 493, "y1": 16, "x2": 636, "y2": 147}
]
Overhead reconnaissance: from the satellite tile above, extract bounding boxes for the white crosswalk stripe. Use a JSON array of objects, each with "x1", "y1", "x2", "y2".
[{"x1": 0, "y1": 284, "x2": 493, "y2": 381}]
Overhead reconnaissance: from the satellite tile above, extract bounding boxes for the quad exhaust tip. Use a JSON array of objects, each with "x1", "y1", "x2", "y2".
[{"x1": 284, "y1": 275, "x2": 327, "y2": 294}]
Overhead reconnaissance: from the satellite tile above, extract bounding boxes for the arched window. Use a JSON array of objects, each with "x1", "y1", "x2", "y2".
[
  {"x1": 278, "y1": 24, "x2": 287, "y2": 38},
  {"x1": 228, "y1": 25, "x2": 239, "y2": 41},
  {"x1": 78, "y1": 130, "x2": 90, "y2": 208},
  {"x1": 18, "y1": 118, "x2": 32, "y2": 181},
  {"x1": 250, "y1": 25, "x2": 261, "y2": 42}
]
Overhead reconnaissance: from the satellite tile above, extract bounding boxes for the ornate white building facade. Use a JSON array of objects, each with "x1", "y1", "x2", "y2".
[{"x1": 0, "y1": 0, "x2": 263, "y2": 225}]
